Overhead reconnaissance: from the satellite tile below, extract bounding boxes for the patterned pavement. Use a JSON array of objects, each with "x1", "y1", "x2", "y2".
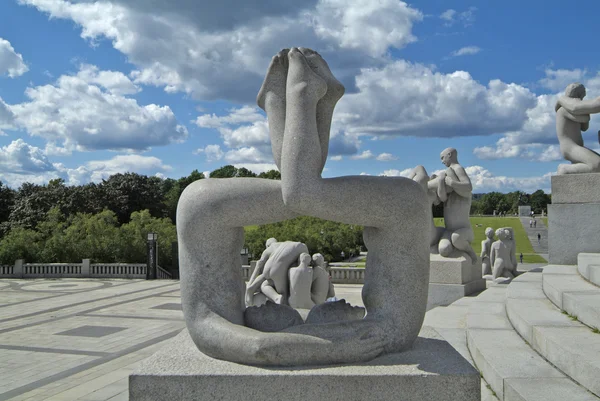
[{"x1": 0, "y1": 279, "x2": 365, "y2": 400}]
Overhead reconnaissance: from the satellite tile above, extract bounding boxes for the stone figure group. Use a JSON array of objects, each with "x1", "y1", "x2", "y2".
[
  {"x1": 245, "y1": 238, "x2": 334, "y2": 310},
  {"x1": 480, "y1": 227, "x2": 517, "y2": 281},
  {"x1": 176, "y1": 47, "x2": 431, "y2": 367},
  {"x1": 410, "y1": 148, "x2": 477, "y2": 263},
  {"x1": 555, "y1": 83, "x2": 600, "y2": 174}
]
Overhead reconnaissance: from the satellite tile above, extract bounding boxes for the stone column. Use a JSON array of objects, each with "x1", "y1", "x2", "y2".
[{"x1": 81, "y1": 259, "x2": 91, "y2": 277}]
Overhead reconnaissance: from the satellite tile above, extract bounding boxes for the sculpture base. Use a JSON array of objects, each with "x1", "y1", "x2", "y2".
[
  {"x1": 129, "y1": 328, "x2": 480, "y2": 401},
  {"x1": 549, "y1": 174, "x2": 600, "y2": 265},
  {"x1": 427, "y1": 253, "x2": 485, "y2": 307}
]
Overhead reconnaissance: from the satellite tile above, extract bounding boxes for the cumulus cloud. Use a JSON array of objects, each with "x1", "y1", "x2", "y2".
[
  {"x1": 0, "y1": 138, "x2": 172, "y2": 188},
  {"x1": 19, "y1": 0, "x2": 423, "y2": 103},
  {"x1": 194, "y1": 144, "x2": 224, "y2": 162},
  {"x1": 538, "y1": 68, "x2": 586, "y2": 92},
  {"x1": 379, "y1": 168, "x2": 413, "y2": 177},
  {"x1": 10, "y1": 64, "x2": 187, "y2": 152},
  {"x1": 0, "y1": 139, "x2": 55, "y2": 174},
  {"x1": 376, "y1": 152, "x2": 397, "y2": 161},
  {"x1": 335, "y1": 59, "x2": 537, "y2": 138},
  {"x1": 0, "y1": 38, "x2": 28, "y2": 78},
  {"x1": 450, "y1": 46, "x2": 481, "y2": 57},
  {"x1": 351, "y1": 150, "x2": 374, "y2": 160},
  {"x1": 0, "y1": 96, "x2": 16, "y2": 131},
  {"x1": 330, "y1": 155, "x2": 343, "y2": 161},
  {"x1": 465, "y1": 165, "x2": 552, "y2": 193}
]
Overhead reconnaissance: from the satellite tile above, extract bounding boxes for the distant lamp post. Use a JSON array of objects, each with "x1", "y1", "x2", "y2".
[{"x1": 147, "y1": 233, "x2": 158, "y2": 280}]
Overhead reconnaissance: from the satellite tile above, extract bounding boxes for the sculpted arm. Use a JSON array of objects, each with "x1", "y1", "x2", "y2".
[
  {"x1": 446, "y1": 166, "x2": 472, "y2": 198},
  {"x1": 557, "y1": 96, "x2": 600, "y2": 115},
  {"x1": 248, "y1": 248, "x2": 270, "y2": 285}
]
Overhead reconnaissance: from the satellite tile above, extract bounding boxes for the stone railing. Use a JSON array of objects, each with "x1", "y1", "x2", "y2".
[
  {"x1": 0, "y1": 259, "x2": 173, "y2": 279},
  {"x1": 242, "y1": 262, "x2": 365, "y2": 284}
]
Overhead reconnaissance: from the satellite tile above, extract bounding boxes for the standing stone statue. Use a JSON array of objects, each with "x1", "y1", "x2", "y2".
[
  {"x1": 310, "y1": 253, "x2": 334, "y2": 304},
  {"x1": 288, "y1": 253, "x2": 315, "y2": 309},
  {"x1": 554, "y1": 82, "x2": 600, "y2": 174},
  {"x1": 411, "y1": 148, "x2": 477, "y2": 263},
  {"x1": 490, "y1": 228, "x2": 518, "y2": 281},
  {"x1": 176, "y1": 47, "x2": 430, "y2": 367},
  {"x1": 480, "y1": 227, "x2": 494, "y2": 276}
]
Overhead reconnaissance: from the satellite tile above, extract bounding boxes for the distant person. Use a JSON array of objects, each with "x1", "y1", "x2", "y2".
[
  {"x1": 533, "y1": 220, "x2": 537, "y2": 228},
  {"x1": 529, "y1": 219, "x2": 533, "y2": 228},
  {"x1": 537, "y1": 233, "x2": 541, "y2": 244},
  {"x1": 520, "y1": 253, "x2": 523, "y2": 263}
]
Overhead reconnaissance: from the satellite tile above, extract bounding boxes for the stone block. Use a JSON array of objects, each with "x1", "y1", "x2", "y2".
[
  {"x1": 429, "y1": 253, "x2": 482, "y2": 284},
  {"x1": 577, "y1": 253, "x2": 600, "y2": 287},
  {"x1": 551, "y1": 173, "x2": 600, "y2": 204},
  {"x1": 427, "y1": 279, "x2": 486, "y2": 308},
  {"x1": 129, "y1": 327, "x2": 480, "y2": 401},
  {"x1": 548, "y1": 203, "x2": 600, "y2": 265}
]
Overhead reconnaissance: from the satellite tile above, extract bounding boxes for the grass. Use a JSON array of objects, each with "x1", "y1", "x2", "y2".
[
  {"x1": 246, "y1": 216, "x2": 548, "y2": 264},
  {"x1": 542, "y1": 217, "x2": 548, "y2": 227},
  {"x1": 436, "y1": 217, "x2": 547, "y2": 263},
  {"x1": 592, "y1": 327, "x2": 600, "y2": 334}
]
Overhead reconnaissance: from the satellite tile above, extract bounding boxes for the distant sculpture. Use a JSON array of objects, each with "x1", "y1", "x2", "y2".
[
  {"x1": 245, "y1": 238, "x2": 309, "y2": 306},
  {"x1": 410, "y1": 148, "x2": 477, "y2": 263},
  {"x1": 480, "y1": 227, "x2": 495, "y2": 276},
  {"x1": 177, "y1": 47, "x2": 430, "y2": 367},
  {"x1": 554, "y1": 83, "x2": 600, "y2": 174},
  {"x1": 310, "y1": 253, "x2": 334, "y2": 304},
  {"x1": 288, "y1": 253, "x2": 315, "y2": 309},
  {"x1": 490, "y1": 228, "x2": 518, "y2": 280}
]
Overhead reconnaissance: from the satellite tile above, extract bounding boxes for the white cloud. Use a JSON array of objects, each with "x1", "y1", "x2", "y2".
[
  {"x1": 0, "y1": 139, "x2": 55, "y2": 174},
  {"x1": 0, "y1": 38, "x2": 28, "y2": 78},
  {"x1": 0, "y1": 96, "x2": 15, "y2": 130},
  {"x1": 330, "y1": 155, "x2": 343, "y2": 161},
  {"x1": 10, "y1": 64, "x2": 187, "y2": 152},
  {"x1": 233, "y1": 163, "x2": 278, "y2": 174},
  {"x1": 335, "y1": 59, "x2": 537, "y2": 138},
  {"x1": 539, "y1": 68, "x2": 586, "y2": 92},
  {"x1": 77, "y1": 64, "x2": 140, "y2": 95},
  {"x1": 376, "y1": 152, "x2": 397, "y2": 161},
  {"x1": 450, "y1": 46, "x2": 481, "y2": 57},
  {"x1": 440, "y1": 7, "x2": 476, "y2": 27},
  {"x1": 19, "y1": 0, "x2": 423, "y2": 103},
  {"x1": 312, "y1": 0, "x2": 422, "y2": 57},
  {"x1": 379, "y1": 168, "x2": 413, "y2": 177},
  {"x1": 351, "y1": 150, "x2": 374, "y2": 160},
  {"x1": 195, "y1": 144, "x2": 224, "y2": 162},
  {"x1": 465, "y1": 165, "x2": 552, "y2": 193},
  {"x1": 225, "y1": 147, "x2": 271, "y2": 163}
]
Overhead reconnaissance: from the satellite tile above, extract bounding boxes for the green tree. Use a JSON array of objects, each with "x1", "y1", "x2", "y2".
[
  {"x1": 209, "y1": 165, "x2": 257, "y2": 178},
  {"x1": 0, "y1": 227, "x2": 42, "y2": 264},
  {"x1": 529, "y1": 189, "x2": 551, "y2": 213},
  {"x1": 258, "y1": 170, "x2": 281, "y2": 180},
  {"x1": 119, "y1": 210, "x2": 177, "y2": 267},
  {"x1": 62, "y1": 210, "x2": 122, "y2": 262}
]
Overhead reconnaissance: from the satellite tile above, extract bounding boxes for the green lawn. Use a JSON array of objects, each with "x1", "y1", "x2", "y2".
[{"x1": 436, "y1": 217, "x2": 546, "y2": 263}]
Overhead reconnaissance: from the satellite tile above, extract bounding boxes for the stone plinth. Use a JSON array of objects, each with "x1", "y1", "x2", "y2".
[
  {"x1": 550, "y1": 173, "x2": 600, "y2": 204},
  {"x1": 427, "y1": 253, "x2": 485, "y2": 307},
  {"x1": 549, "y1": 174, "x2": 600, "y2": 265},
  {"x1": 130, "y1": 328, "x2": 480, "y2": 401}
]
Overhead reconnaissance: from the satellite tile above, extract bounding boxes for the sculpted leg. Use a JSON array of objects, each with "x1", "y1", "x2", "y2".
[
  {"x1": 438, "y1": 230, "x2": 454, "y2": 257},
  {"x1": 451, "y1": 228, "x2": 477, "y2": 263},
  {"x1": 257, "y1": 49, "x2": 289, "y2": 170},
  {"x1": 280, "y1": 48, "x2": 431, "y2": 354},
  {"x1": 559, "y1": 144, "x2": 600, "y2": 174}
]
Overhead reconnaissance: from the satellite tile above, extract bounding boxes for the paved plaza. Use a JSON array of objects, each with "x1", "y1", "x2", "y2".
[{"x1": 0, "y1": 279, "x2": 365, "y2": 401}]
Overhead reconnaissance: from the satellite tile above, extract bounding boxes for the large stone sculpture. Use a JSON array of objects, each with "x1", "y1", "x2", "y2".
[
  {"x1": 480, "y1": 227, "x2": 494, "y2": 276},
  {"x1": 490, "y1": 228, "x2": 518, "y2": 281},
  {"x1": 176, "y1": 47, "x2": 430, "y2": 367},
  {"x1": 410, "y1": 148, "x2": 477, "y2": 263},
  {"x1": 555, "y1": 83, "x2": 600, "y2": 174}
]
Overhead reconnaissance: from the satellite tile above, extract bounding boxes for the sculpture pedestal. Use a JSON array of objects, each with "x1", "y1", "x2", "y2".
[
  {"x1": 129, "y1": 328, "x2": 480, "y2": 401},
  {"x1": 549, "y1": 174, "x2": 600, "y2": 265},
  {"x1": 428, "y1": 253, "x2": 485, "y2": 308}
]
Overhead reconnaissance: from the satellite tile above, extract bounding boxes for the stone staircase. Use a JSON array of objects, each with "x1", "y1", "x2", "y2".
[
  {"x1": 519, "y1": 217, "x2": 548, "y2": 255},
  {"x1": 465, "y1": 253, "x2": 600, "y2": 400}
]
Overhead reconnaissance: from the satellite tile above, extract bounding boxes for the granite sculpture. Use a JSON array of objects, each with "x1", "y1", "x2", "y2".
[
  {"x1": 410, "y1": 148, "x2": 477, "y2": 263},
  {"x1": 176, "y1": 47, "x2": 430, "y2": 367},
  {"x1": 245, "y1": 238, "x2": 309, "y2": 306},
  {"x1": 480, "y1": 227, "x2": 494, "y2": 276},
  {"x1": 555, "y1": 83, "x2": 600, "y2": 174},
  {"x1": 490, "y1": 228, "x2": 518, "y2": 281}
]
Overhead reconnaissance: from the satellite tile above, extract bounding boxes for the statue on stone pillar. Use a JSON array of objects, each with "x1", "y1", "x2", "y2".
[
  {"x1": 554, "y1": 82, "x2": 600, "y2": 174},
  {"x1": 480, "y1": 227, "x2": 494, "y2": 276},
  {"x1": 490, "y1": 228, "x2": 518, "y2": 281}
]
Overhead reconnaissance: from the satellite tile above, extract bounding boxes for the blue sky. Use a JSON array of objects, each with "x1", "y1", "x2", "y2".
[{"x1": 1, "y1": 0, "x2": 599, "y2": 193}]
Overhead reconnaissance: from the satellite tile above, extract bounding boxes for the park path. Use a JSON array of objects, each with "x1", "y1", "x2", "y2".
[{"x1": 519, "y1": 217, "x2": 548, "y2": 257}]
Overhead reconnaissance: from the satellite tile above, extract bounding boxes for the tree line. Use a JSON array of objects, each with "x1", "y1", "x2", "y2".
[{"x1": 0, "y1": 165, "x2": 550, "y2": 265}]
